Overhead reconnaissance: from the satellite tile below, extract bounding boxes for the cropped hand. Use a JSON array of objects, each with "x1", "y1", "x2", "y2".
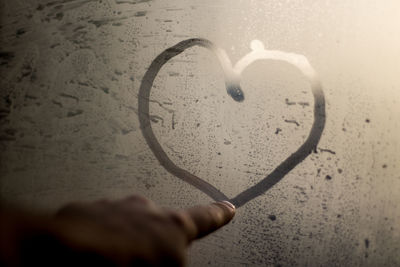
[{"x1": 0, "y1": 195, "x2": 235, "y2": 266}]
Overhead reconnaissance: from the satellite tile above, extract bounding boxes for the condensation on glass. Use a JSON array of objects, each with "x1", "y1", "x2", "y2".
[{"x1": 0, "y1": 1, "x2": 399, "y2": 266}]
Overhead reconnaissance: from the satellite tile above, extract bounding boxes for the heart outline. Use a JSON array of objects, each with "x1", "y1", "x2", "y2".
[{"x1": 138, "y1": 38, "x2": 325, "y2": 208}]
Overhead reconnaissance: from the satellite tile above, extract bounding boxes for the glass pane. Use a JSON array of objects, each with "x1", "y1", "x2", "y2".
[{"x1": 1, "y1": 1, "x2": 399, "y2": 266}]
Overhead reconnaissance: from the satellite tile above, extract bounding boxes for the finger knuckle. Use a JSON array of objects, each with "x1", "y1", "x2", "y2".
[{"x1": 169, "y1": 211, "x2": 189, "y2": 228}]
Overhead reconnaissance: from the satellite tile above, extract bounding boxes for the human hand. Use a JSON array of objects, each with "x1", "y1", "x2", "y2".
[{"x1": 49, "y1": 195, "x2": 235, "y2": 266}]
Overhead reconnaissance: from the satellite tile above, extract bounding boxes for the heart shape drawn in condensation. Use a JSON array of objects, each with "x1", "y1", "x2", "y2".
[{"x1": 138, "y1": 38, "x2": 326, "y2": 208}]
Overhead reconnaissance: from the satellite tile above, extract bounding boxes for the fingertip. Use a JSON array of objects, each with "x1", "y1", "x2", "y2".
[
  {"x1": 212, "y1": 201, "x2": 236, "y2": 223},
  {"x1": 220, "y1": 201, "x2": 235, "y2": 212},
  {"x1": 182, "y1": 201, "x2": 236, "y2": 241}
]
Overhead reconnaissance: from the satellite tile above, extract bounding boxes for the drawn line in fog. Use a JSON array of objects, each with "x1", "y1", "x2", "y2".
[{"x1": 138, "y1": 38, "x2": 326, "y2": 207}]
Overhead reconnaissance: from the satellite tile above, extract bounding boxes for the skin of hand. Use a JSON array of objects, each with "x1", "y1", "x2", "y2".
[{"x1": 0, "y1": 196, "x2": 235, "y2": 266}]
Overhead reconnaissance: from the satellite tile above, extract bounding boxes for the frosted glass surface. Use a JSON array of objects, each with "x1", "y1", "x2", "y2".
[{"x1": 1, "y1": 1, "x2": 400, "y2": 266}]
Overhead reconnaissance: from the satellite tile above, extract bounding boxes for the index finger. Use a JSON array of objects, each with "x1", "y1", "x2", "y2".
[{"x1": 173, "y1": 201, "x2": 235, "y2": 242}]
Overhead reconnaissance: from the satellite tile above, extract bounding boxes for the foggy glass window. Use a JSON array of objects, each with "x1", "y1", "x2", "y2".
[{"x1": 1, "y1": 1, "x2": 399, "y2": 266}]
